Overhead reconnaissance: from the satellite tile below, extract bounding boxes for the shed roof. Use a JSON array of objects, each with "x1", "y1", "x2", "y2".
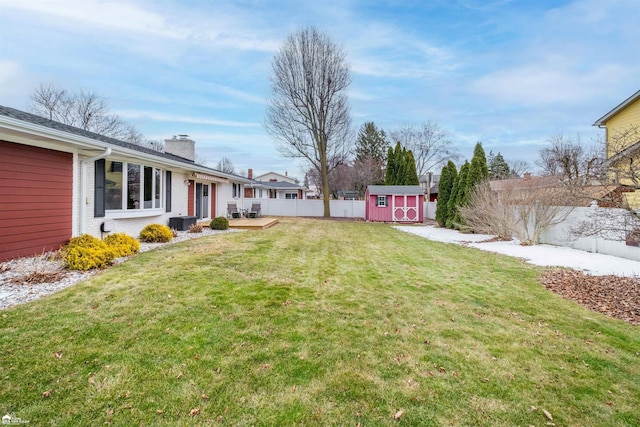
[
  {"x1": 593, "y1": 90, "x2": 640, "y2": 126},
  {"x1": 367, "y1": 185, "x2": 424, "y2": 195}
]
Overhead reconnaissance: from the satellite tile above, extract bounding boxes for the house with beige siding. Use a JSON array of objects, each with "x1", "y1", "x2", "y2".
[{"x1": 0, "y1": 105, "x2": 249, "y2": 261}]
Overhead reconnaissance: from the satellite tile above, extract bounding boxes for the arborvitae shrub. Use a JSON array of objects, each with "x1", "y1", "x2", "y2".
[
  {"x1": 210, "y1": 216, "x2": 229, "y2": 230},
  {"x1": 139, "y1": 224, "x2": 174, "y2": 243},
  {"x1": 64, "y1": 234, "x2": 115, "y2": 270},
  {"x1": 104, "y1": 232, "x2": 140, "y2": 257}
]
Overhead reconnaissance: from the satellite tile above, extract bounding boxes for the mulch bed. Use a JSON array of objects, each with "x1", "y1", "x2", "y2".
[{"x1": 541, "y1": 269, "x2": 640, "y2": 325}]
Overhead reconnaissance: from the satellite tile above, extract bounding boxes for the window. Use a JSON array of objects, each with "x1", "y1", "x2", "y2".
[
  {"x1": 376, "y1": 195, "x2": 387, "y2": 207},
  {"x1": 105, "y1": 161, "x2": 123, "y2": 210},
  {"x1": 258, "y1": 189, "x2": 263, "y2": 198},
  {"x1": 232, "y1": 183, "x2": 241, "y2": 198},
  {"x1": 127, "y1": 164, "x2": 141, "y2": 209},
  {"x1": 285, "y1": 193, "x2": 298, "y2": 199},
  {"x1": 104, "y1": 160, "x2": 163, "y2": 212}
]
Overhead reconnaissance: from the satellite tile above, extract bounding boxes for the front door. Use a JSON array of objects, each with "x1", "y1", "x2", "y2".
[
  {"x1": 202, "y1": 184, "x2": 209, "y2": 218},
  {"x1": 195, "y1": 183, "x2": 203, "y2": 219}
]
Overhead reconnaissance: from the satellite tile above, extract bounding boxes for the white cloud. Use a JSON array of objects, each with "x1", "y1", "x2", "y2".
[
  {"x1": 0, "y1": 0, "x2": 183, "y2": 39},
  {"x1": 470, "y1": 58, "x2": 629, "y2": 106},
  {"x1": 117, "y1": 110, "x2": 260, "y2": 128}
]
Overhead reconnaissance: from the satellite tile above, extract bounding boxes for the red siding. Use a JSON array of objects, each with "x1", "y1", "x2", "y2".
[
  {"x1": 365, "y1": 190, "x2": 423, "y2": 223},
  {"x1": 187, "y1": 180, "x2": 195, "y2": 216},
  {"x1": 0, "y1": 140, "x2": 73, "y2": 260}
]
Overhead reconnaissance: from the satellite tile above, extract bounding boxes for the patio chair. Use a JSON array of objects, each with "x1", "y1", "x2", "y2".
[
  {"x1": 247, "y1": 202, "x2": 261, "y2": 218},
  {"x1": 227, "y1": 202, "x2": 241, "y2": 219}
]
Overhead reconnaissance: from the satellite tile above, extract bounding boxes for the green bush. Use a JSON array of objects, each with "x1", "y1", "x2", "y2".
[
  {"x1": 210, "y1": 216, "x2": 229, "y2": 230},
  {"x1": 104, "y1": 232, "x2": 140, "y2": 257},
  {"x1": 64, "y1": 234, "x2": 115, "y2": 270},
  {"x1": 139, "y1": 224, "x2": 173, "y2": 243}
]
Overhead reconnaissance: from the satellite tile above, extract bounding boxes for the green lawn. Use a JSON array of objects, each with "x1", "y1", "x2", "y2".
[{"x1": 1, "y1": 218, "x2": 639, "y2": 426}]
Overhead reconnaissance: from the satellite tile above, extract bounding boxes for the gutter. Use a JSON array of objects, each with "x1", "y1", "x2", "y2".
[{"x1": 79, "y1": 148, "x2": 112, "y2": 235}]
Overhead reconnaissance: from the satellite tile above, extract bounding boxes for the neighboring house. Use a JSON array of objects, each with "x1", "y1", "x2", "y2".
[
  {"x1": 244, "y1": 169, "x2": 307, "y2": 200},
  {"x1": 0, "y1": 105, "x2": 250, "y2": 261},
  {"x1": 365, "y1": 185, "x2": 424, "y2": 223},
  {"x1": 593, "y1": 89, "x2": 640, "y2": 207},
  {"x1": 419, "y1": 173, "x2": 440, "y2": 201}
]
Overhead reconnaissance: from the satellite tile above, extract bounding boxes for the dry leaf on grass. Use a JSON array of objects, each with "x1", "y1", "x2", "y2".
[
  {"x1": 543, "y1": 409, "x2": 553, "y2": 420},
  {"x1": 394, "y1": 410, "x2": 404, "y2": 420},
  {"x1": 189, "y1": 407, "x2": 201, "y2": 417},
  {"x1": 541, "y1": 269, "x2": 640, "y2": 325},
  {"x1": 42, "y1": 389, "x2": 53, "y2": 398}
]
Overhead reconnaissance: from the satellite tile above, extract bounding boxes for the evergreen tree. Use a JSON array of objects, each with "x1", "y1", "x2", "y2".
[
  {"x1": 404, "y1": 150, "x2": 420, "y2": 185},
  {"x1": 355, "y1": 122, "x2": 389, "y2": 162},
  {"x1": 435, "y1": 161, "x2": 457, "y2": 227},
  {"x1": 446, "y1": 172, "x2": 460, "y2": 229},
  {"x1": 488, "y1": 152, "x2": 510, "y2": 180},
  {"x1": 451, "y1": 161, "x2": 470, "y2": 228},
  {"x1": 467, "y1": 142, "x2": 489, "y2": 195},
  {"x1": 385, "y1": 146, "x2": 396, "y2": 185}
]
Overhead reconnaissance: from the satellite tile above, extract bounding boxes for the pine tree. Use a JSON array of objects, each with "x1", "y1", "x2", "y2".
[
  {"x1": 467, "y1": 142, "x2": 489, "y2": 195},
  {"x1": 435, "y1": 161, "x2": 457, "y2": 227},
  {"x1": 355, "y1": 122, "x2": 389, "y2": 162},
  {"x1": 488, "y1": 152, "x2": 510, "y2": 180}
]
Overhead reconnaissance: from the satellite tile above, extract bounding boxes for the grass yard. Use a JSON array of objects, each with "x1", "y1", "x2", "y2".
[{"x1": 1, "y1": 218, "x2": 639, "y2": 426}]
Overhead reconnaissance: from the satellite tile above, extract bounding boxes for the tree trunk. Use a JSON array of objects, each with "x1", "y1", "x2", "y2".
[{"x1": 321, "y1": 162, "x2": 331, "y2": 217}]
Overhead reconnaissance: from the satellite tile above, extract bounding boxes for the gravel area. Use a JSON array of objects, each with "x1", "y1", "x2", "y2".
[{"x1": 0, "y1": 228, "x2": 241, "y2": 310}]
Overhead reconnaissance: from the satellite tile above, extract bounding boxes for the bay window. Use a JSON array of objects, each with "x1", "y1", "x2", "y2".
[{"x1": 104, "y1": 160, "x2": 163, "y2": 212}]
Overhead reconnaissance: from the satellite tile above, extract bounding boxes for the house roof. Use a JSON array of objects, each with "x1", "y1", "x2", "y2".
[
  {"x1": 254, "y1": 171, "x2": 298, "y2": 183},
  {"x1": 367, "y1": 185, "x2": 424, "y2": 195},
  {"x1": 0, "y1": 104, "x2": 250, "y2": 183},
  {"x1": 593, "y1": 89, "x2": 640, "y2": 126},
  {"x1": 249, "y1": 180, "x2": 305, "y2": 190}
]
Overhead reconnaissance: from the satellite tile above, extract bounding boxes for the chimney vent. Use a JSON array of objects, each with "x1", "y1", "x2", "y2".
[{"x1": 248, "y1": 168, "x2": 253, "y2": 179}]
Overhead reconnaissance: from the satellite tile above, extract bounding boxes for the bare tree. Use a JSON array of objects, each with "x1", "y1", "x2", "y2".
[
  {"x1": 507, "y1": 159, "x2": 531, "y2": 178},
  {"x1": 569, "y1": 124, "x2": 640, "y2": 241},
  {"x1": 29, "y1": 83, "x2": 156, "y2": 149},
  {"x1": 353, "y1": 156, "x2": 384, "y2": 196},
  {"x1": 390, "y1": 121, "x2": 458, "y2": 178},
  {"x1": 265, "y1": 26, "x2": 352, "y2": 216},
  {"x1": 215, "y1": 157, "x2": 236, "y2": 174},
  {"x1": 537, "y1": 133, "x2": 603, "y2": 183}
]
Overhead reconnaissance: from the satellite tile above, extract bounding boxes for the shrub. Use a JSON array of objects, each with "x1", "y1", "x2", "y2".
[
  {"x1": 210, "y1": 216, "x2": 229, "y2": 230},
  {"x1": 188, "y1": 223, "x2": 204, "y2": 233},
  {"x1": 139, "y1": 224, "x2": 173, "y2": 243},
  {"x1": 64, "y1": 234, "x2": 115, "y2": 270},
  {"x1": 104, "y1": 232, "x2": 140, "y2": 258}
]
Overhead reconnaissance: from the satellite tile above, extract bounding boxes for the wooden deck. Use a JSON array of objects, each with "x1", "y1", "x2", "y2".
[{"x1": 228, "y1": 217, "x2": 280, "y2": 230}]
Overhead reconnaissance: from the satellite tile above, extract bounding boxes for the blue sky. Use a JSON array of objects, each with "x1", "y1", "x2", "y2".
[{"x1": 0, "y1": 0, "x2": 638, "y2": 180}]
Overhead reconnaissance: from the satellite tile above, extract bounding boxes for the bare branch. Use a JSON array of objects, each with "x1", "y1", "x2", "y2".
[
  {"x1": 390, "y1": 121, "x2": 459, "y2": 177},
  {"x1": 265, "y1": 27, "x2": 352, "y2": 216}
]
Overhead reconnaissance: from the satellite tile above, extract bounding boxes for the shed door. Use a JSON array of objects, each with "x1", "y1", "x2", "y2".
[{"x1": 0, "y1": 141, "x2": 73, "y2": 261}]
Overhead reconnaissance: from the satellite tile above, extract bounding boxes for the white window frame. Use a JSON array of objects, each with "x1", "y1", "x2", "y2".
[
  {"x1": 376, "y1": 195, "x2": 387, "y2": 207},
  {"x1": 105, "y1": 160, "x2": 164, "y2": 215}
]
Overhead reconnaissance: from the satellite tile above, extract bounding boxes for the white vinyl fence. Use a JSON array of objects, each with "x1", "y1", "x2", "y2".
[
  {"x1": 244, "y1": 198, "x2": 437, "y2": 220},
  {"x1": 244, "y1": 198, "x2": 366, "y2": 218},
  {"x1": 539, "y1": 206, "x2": 640, "y2": 262}
]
